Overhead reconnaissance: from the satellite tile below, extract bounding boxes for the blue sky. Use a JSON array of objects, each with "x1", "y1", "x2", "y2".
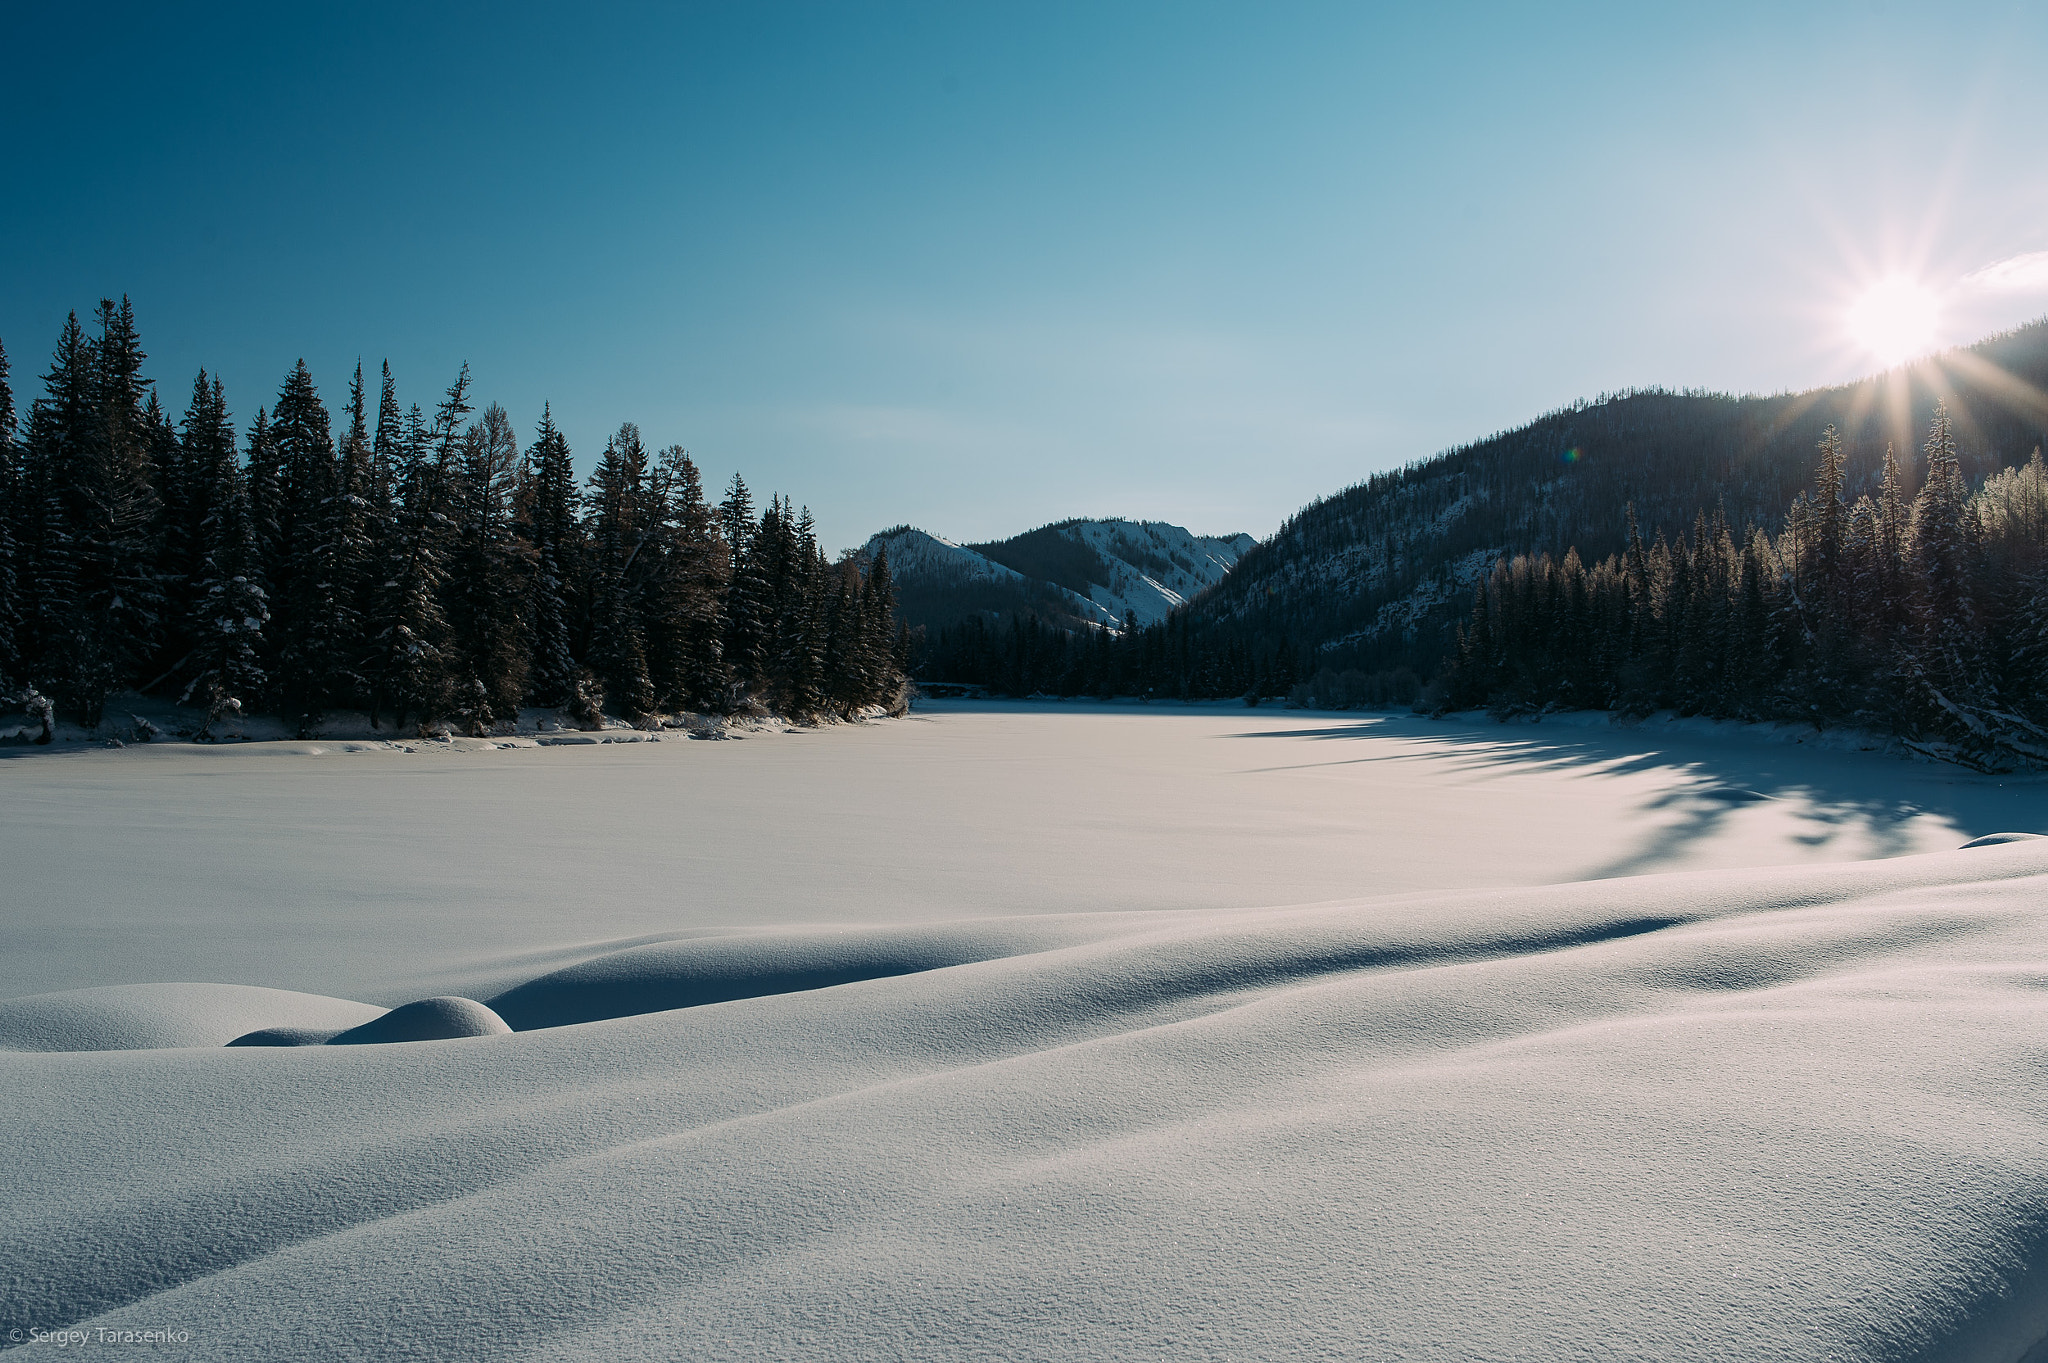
[{"x1": 7, "y1": 2, "x2": 2048, "y2": 553}]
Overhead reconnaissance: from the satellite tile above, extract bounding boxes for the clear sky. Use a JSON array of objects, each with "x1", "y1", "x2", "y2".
[{"x1": 7, "y1": 2, "x2": 2048, "y2": 554}]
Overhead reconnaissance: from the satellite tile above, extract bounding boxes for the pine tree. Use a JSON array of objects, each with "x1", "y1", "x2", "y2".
[
  {"x1": 446, "y1": 402, "x2": 530, "y2": 730},
  {"x1": 371, "y1": 361, "x2": 404, "y2": 513},
  {"x1": 23, "y1": 313, "x2": 99, "y2": 718},
  {"x1": 268, "y1": 360, "x2": 338, "y2": 728},
  {"x1": 0, "y1": 338, "x2": 20, "y2": 689},
  {"x1": 859, "y1": 544, "x2": 901, "y2": 707},
  {"x1": 518, "y1": 405, "x2": 580, "y2": 708},
  {"x1": 720, "y1": 473, "x2": 765, "y2": 704},
  {"x1": 640, "y1": 444, "x2": 726, "y2": 710},
  {"x1": 304, "y1": 364, "x2": 379, "y2": 714},
  {"x1": 778, "y1": 505, "x2": 828, "y2": 715},
  {"x1": 181, "y1": 377, "x2": 268, "y2": 737},
  {"x1": 367, "y1": 377, "x2": 463, "y2": 731},
  {"x1": 584, "y1": 423, "x2": 655, "y2": 717}
]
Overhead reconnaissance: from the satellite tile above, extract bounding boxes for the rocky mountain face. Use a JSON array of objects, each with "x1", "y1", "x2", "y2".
[{"x1": 865, "y1": 519, "x2": 1255, "y2": 636}]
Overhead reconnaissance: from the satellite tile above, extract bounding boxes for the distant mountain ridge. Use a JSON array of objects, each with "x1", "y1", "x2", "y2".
[{"x1": 866, "y1": 519, "x2": 1255, "y2": 635}]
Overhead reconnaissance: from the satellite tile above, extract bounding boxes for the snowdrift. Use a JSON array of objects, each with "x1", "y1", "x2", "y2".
[{"x1": 10, "y1": 838, "x2": 2048, "y2": 1360}]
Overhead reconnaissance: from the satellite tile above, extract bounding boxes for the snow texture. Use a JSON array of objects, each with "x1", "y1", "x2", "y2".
[{"x1": 6, "y1": 703, "x2": 2048, "y2": 1359}]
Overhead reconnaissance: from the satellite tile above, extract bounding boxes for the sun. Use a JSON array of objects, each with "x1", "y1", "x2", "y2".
[{"x1": 1846, "y1": 277, "x2": 1940, "y2": 367}]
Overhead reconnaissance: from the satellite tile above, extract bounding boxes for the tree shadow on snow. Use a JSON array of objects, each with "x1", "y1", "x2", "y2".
[{"x1": 1223, "y1": 713, "x2": 2048, "y2": 879}]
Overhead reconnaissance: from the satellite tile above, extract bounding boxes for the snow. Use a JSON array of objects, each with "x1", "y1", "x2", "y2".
[
  {"x1": 6, "y1": 703, "x2": 2048, "y2": 1358},
  {"x1": 867, "y1": 520, "x2": 1255, "y2": 629}
]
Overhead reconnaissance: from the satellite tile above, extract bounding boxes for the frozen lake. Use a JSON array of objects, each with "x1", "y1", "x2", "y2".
[
  {"x1": 7, "y1": 704, "x2": 2048, "y2": 1360},
  {"x1": 3, "y1": 701, "x2": 2036, "y2": 1002}
]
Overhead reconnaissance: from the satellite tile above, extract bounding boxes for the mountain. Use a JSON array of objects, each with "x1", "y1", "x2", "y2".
[
  {"x1": 1178, "y1": 319, "x2": 2048, "y2": 676},
  {"x1": 867, "y1": 519, "x2": 1255, "y2": 635}
]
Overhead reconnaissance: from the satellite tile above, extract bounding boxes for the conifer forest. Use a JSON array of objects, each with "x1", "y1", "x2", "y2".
[
  {"x1": 1436, "y1": 410, "x2": 2048, "y2": 769},
  {"x1": 0, "y1": 300, "x2": 908, "y2": 739},
  {"x1": 916, "y1": 400, "x2": 2048, "y2": 770}
]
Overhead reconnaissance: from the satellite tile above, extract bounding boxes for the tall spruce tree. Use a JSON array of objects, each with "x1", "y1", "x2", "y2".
[
  {"x1": 720, "y1": 473, "x2": 765, "y2": 703},
  {"x1": 182, "y1": 377, "x2": 268, "y2": 737},
  {"x1": 268, "y1": 360, "x2": 339, "y2": 728},
  {"x1": 518, "y1": 404, "x2": 580, "y2": 708},
  {"x1": 446, "y1": 402, "x2": 530, "y2": 730},
  {"x1": 302, "y1": 364, "x2": 379, "y2": 716},
  {"x1": 640, "y1": 443, "x2": 726, "y2": 710},
  {"x1": 585, "y1": 423, "x2": 655, "y2": 716},
  {"x1": 368, "y1": 378, "x2": 462, "y2": 731},
  {"x1": 0, "y1": 339, "x2": 20, "y2": 690}
]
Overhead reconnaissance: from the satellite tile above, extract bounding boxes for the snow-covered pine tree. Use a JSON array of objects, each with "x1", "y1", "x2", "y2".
[
  {"x1": 819, "y1": 556, "x2": 864, "y2": 716},
  {"x1": 0, "y1": 338, "x2": 20, "y2": 690},
  {"x1": 21, "y1": 314, "x2": 98, "y2": 719},
  {"x1": 446, "y1": 402, "x2": 530, "y2": 730},
  {"x1": 144, "y1": 384, "x2": 200, "y2": 687},
  {"x1": 181, "y1": 377, "x2": 268, "y2": 738},
  {"x1": 303, "y1": 364, "x2": 379, "y2": 715},
  {"x1": 371, "y1": 361, "x2": 404, "y2": 514},
  {"x1": 670, "y1": 446, "x2": 729, "y2": 711},
  {"x1": 243, "y1": 406, "x2": 282, "y2": 606},
  {"x1": 366, "y1": 377, "x2": 463, "y2": 732},
  {"x1": 858, "y1": 544, "x2": 900, "y2": 707},
  {"x1": 518, "y1": 404, "x2": 579, "y2": 708},
  {"x1": 777, "y1": 505, "x2": 828, "y2": 716},
  {"x1": 640, "y1": 444, "x2": 726, "y2": 711},
  {"x1": 267, "y1": 360, "x2": 340, "y2": 730},
  {"x1": 719, "y1": 472, "x2": 764, "y2": 704},
  {"x1": 584, "y1": 423, "x2": 655, "y2": 718}
]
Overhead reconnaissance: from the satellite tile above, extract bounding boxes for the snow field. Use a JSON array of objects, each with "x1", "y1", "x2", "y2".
[{"x1": 5, "y1": 703, "x2": 2048, "y2": 1359}]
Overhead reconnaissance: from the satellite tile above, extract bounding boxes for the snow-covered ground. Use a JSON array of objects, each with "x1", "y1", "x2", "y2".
[{"x1": 6, "y1": 702, "x2": 2048, "y2": 1358}]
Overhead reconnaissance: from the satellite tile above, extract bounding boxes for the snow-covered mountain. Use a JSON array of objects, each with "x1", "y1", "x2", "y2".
[{"x1": 865, "y1": 519, "x2": 1255, "y2": 634}]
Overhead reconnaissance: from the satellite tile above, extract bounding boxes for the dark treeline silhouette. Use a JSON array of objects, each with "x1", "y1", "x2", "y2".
[
  {"x1": 1438, "y1": 407, "x2": 2048, "y2": 769},
  {"x1": 917, "y1": 609, "x2": 1310, "y2": 703},
  {"x1": 0, "y1": 299, "x2": 906, "y2": 739}
]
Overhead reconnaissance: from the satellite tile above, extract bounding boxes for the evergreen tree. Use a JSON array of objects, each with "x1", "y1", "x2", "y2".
[
  {"x1": 585, "y1": 423, "x2": 655, "y2": 716},
  {"x1": 268, "y1": 360, "x2": 339, "y2": 728},
  {"x1": 720, "y1": 473, "x2": 765, "y2": 703},
  {"x1": 303, "y1": 364, "x2": 379, "y2": 715},
  {"x1": 446, "y1": 402, "x2": 530, "y2": 730},
  {"x1": 22, "y1": 313, "x2": 100, "y2": 717},
  {"x1": 0, "y1": 339, "x2": 19, "y2": 690},
  {"x1": 641, "y1": 443, "x2": 726, "y2": 710},
  {"x1": 182, "y1": 380, "x2": 268, "y2": 738},
  {"x1": 518, "y1": 405, "x2": 580, "y2": 708},
  {"x1": 367, "y1": 377, "x2": 464, "y2": 731}
]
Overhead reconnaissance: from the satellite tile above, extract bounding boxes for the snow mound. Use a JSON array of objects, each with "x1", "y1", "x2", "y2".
[
  {"x1": 327, "y1": 996, "x2": 511, "y2": 1044},
  {"x1": 0, "y1": 983, "x2": 382, "y2": 1052},
  {"x1": 1961, "y1": 831, "x2": 2046, "y2": 848},
  {"x1": 12, "y1": 843, "x2": 2048, "y2": 1358},
  {"x1": 487, "y1": 922, "x2": 1094, "y2": 1030}
]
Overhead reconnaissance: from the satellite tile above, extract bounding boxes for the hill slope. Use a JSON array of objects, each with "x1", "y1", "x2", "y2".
[{"x1": 1184, "y1": 320, "x2": 2048, "y2": 674}]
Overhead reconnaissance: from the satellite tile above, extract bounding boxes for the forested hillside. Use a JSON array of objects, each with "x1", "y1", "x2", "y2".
[
  {"x1": 915, "y1": 321, "x2": 2048, "y2": 767},
  {"x1": 0, "y1": 299, "x2": 906, "y2": 741},
  {"x1": 1186, "y1": 321, "x2": 2048, "y2": 679}
]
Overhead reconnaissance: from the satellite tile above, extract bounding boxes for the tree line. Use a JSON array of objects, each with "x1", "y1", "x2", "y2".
[
  {"x1": 1437, "y1": 406, "x2": 2048, "y2": 768},
  {"x1": 0, "y1": 298, "x2": 906, "y2": 739},
  {"x1": 915, "y1": 400, "x2": 2048, "y2": 769},
  {"x1": 916, "y1": 608, "x2": 1309, "y2": 703}
]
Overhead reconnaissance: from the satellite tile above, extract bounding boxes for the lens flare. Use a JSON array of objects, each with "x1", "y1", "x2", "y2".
[{"x1": 1846, "y1": 277, "x2": 1940, "y2": 366}]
